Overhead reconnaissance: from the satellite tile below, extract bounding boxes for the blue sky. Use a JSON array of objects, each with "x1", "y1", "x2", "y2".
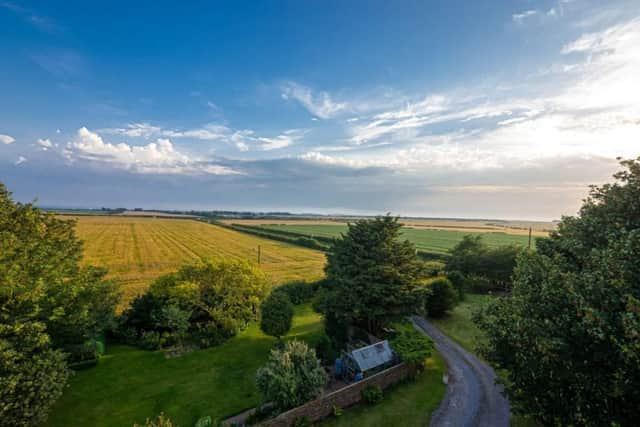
[{"x1": 1, "y1": 0, "x2": 639, "y2": 219}]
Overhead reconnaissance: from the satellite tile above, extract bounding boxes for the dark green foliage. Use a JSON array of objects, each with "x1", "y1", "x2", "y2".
[
  {"x1": 256, "y1": 340, "x2": 327, "y2": 410},
  {"x1": 390, "y1": 322, "x2": 433, "y2": 369},
  {"x1": 277, "y1": 281, "x2": 319, "y2": 305},
  {"x1": 475, "y1": 158, "x2": 640, "y2": 426},
  {"x1": 219, "y1": 223, "x2": 331, "y2": 251},
  {"x1": 446, "y1": 235, "x2": 521, "y2": 291},
  {"x1": 260, "y1": 291, "x2": 294, "y2": 340},
  {"x1": 0, "y1": 183, "x2": 118, "y2": 426},
  {"x1": 323, "y1": 215, "x2": 427, "y2": 333},
  {"x1": 0, "y1": 322, "x2": 69, "y2": 427},
  {"x1": 118, "y1": 259, "x2": 269, "y2": 350},
  {"x1": 446, "y1": 270, "x2": 466, "y2": 300},
  {"x1": 361, "y1": 384, "x2": 384, "y2": 404},
  {"x1": 314, "y1": 334, "x2": 339, "y2": 364},
  {"x1": 425, "y1": 278, "x2": 458, "y2": 318}
]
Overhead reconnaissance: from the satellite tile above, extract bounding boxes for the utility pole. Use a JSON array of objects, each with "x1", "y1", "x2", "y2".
[
  {"x1": 258, "y1": 245, "x2": 261, "y2": 264},
  {"x1": 528, "y1": 227, "x2": 532, "y2": 249}
]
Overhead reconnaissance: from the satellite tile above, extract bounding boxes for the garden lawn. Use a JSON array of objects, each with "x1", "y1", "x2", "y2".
[
  {"x1": 321, "y1": 353, "x2": 446, "y2": 427},
  {"x1": 46, "y1": 304, "x2": 324, "y2": 427}
]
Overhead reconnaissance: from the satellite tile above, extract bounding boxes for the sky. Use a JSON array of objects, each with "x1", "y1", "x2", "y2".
[{"x1": 1, "y1": 0, "x2": 639, "y2": 220}]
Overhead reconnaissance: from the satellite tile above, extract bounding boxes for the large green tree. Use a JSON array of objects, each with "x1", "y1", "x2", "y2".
[
  {"x1": 0, "y1": 183, "x2": 119, "y2": 426},
  {"x1": 475, "y1": 158, "x2": 640, "y2": 426},
  {"x1": 323, "y1": 215, "x2": 426, "y2": 332}
]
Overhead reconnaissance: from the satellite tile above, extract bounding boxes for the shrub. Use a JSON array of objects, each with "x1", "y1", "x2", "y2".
[
  {"x1": 446, "y1": 235, "x2": 521, "y2": 291},
  {"x1": 256, "y1": 340, "x2": 327, "y2": 410},
  {"x1": 446, "y1": 270, "x2": 466, "y2": 300},
  {"x1": 118, "y1": 259, "x2": 269, "y2": 350},
  {"x1": 425, "y1": 278, "x2": 457, "y2": 318},
  {"x1": 140, "y1": 330, "x2": 162, "y2": 350},
  {"x1": 260, "y1": 291, "x2": 294, "y2": 340},
  {"x1": 390, "y1": 322, "x2": 433, "y2": 372},
  {"x1": 315, "y1": 334, "x2": 339, "y2": 364},
  {"x1": 361, "y1": 384, "x2": 384, "y2": 404}
]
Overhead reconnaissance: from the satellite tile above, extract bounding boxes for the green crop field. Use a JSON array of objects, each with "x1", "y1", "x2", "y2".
[
  {"x1": 46, "y1": 304, "x2": 325, "y2": 427},
  {"x1": 70, "y1": 216, "x2": 326, "y2": 308},
  {"x1": 258, "y1": 223, "x2": 532, "y2": 255}
]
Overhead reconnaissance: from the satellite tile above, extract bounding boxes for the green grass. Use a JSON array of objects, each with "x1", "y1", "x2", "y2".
[
  {"x1": 46, "y1": 304, "x2": 324, "y2": 427},
  {"x1": 430, "y1": 294, "x2": 491, "y2": 354},
  {"x1": 259, "y1": 224, "x2": 530, "y2": 255},
  {"x1": 321, "y1": 353, "x2": 447, "y2": 427}
]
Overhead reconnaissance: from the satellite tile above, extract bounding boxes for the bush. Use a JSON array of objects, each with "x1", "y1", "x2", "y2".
[
  {"x1": 260, "y1": 291, "x2": 294, "y2": 340},
  {"x1": 140, "y1": 330, "x2": 162, "y2": 350},
  {"x1": 314, "y1": 334, "x2": 339, "y2": 364},
  {"x1": 425, "y1": 278, "x2": 457, "y2": 318},
  {"x1": 256, "y1": 340, "x2": 327, "y2": 410},
  {"x1": 446, "y1": 270, "x2": 466, "y2": 299},
  {"x1": 446, "y1": 235, "x2": 521, "y2": 291},
  {"x1": 117, "y1": 259, "x2": 269, "y2": 350},
  {"x1": 390, "y1": 322, "x2": 433, "y2": 371},
  {"x1": 361, "y1": 384, "x2": 384, "y2": 404}
]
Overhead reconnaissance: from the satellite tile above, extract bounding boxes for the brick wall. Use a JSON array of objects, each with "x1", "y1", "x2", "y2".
[{"x1": 259, "y1": 363, "x2": 410, "y2": 427}]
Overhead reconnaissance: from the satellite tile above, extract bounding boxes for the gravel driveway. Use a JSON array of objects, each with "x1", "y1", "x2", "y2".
[{"x1": 411, "y1": 316, "x2": 510, "y2": 427}]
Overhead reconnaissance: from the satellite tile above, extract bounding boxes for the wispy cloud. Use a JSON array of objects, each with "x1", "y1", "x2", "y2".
[
  {"x1": 281, "y1": 82, "x2": 347, "y2": 119},
  {"x1": 1, "y1": 1, "x2": 62, "y2": 33},
  {"x1": 512, "y1": 10, "x2": 537, "y2": 23},
  {"x1": 101, "y1": 122, "x2": 307, "y2": 152},
  {"x1": 0, "y1": 134, "x2": 15, "y2": 144},
  {"x1": 29, "y1": 49, "x2": 86, "y2": 77},
  {"x1": 14, "y1": 155, "x2": 27, "y2": 165}
]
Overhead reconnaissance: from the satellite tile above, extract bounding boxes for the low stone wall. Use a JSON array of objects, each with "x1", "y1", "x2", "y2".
[{"x1": 259, "y1": 363, "x2": 410, "y2": 427}]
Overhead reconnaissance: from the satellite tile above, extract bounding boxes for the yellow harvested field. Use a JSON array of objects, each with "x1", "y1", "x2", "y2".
[{"x1": 71, "y1": 216, "x2": 326, "y2": 308}]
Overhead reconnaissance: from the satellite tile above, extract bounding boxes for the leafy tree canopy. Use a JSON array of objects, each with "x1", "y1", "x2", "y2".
[
  {"x1": 424, "y1": 278, "x2": 457, "y2": 318},
  {"x1": 323, "y1": 215, "x2": 426, "y2": 332},
  {"x1": 256, "y1": 340, "x2": 327, "y2": 410},
  {"x1": 260, "y1": 291, "x2": 294, "y2": 340},
  {"x1": 475, "y1": 158, "x2": 640, "y2": 426},
  {"x1": 0, "y1": 182, "x2": 118, "y2": 426}
]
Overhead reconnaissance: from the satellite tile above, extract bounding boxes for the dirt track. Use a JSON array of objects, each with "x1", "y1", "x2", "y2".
[{"x1": 412, "y1": 316, "x2": 510, "y2": 427}]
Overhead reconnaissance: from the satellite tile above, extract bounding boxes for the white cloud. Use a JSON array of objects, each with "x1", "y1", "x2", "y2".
[
  {"x1": 37, "y1": 138, "x2": 53, "y2": 150},
  {"x1": 15, "y1": 155, "x2": 27, "y2": 165},
  {"x1": 0, "y1": 134, "x2": 15, "y2": 144},
  {"x1": 281, "y1": 82, "x2": 347, "y2": 119},
  {"x1": 68, "y1": 127, "x2": 240, "y2": 175},
  {"x1": 512, "y1": 10, "x2": 537, "y2": 23}
]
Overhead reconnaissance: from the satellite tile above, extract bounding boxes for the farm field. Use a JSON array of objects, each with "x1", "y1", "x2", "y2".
[
  {"x1": 254, "y1": 223, "x2": 533, "y2": 255},
  {"x1": 46, "y1": 304, "x2": 325, "y2": 427},
  {"x1": 225, "y1": 217, "x2": 554, "y2": 236},
  {"x1": 69, "y1": 216, "x2": 326, "y2": 307}
]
